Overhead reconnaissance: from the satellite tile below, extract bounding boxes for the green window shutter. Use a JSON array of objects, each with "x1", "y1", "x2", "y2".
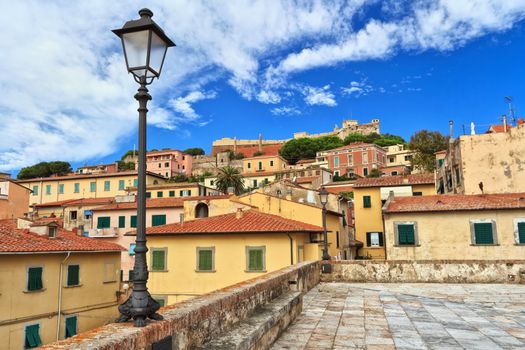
[
  {"x1": 118, "y1": 216, "x2": 126, "y2": 228},
  {"x1": 25, "y1": 324, "x2": 42, "y2": 348},
  {"x1": 155, "y1": 298, "x2": 165, "y2": 307},
  {"x1": 248, "y1": 249, "x2": 263, "y2": 271},
  {"x1": 363, "y1": 196, "x2": 371, "y2": 208},
  {"x1": 119, "y1": 180, "x2": 125, "y2": 190},
  {"x1": 152, "y1": 215, "x2": 166, "y2": 226},
  {"x1": 33, "y1": 185, "x2": 38, "y2": 195},
  {"x1": 67, "y1": 265, "x2": 79, "y2": 286},
  {"x1": 398, "y1": 224, "x2": 415, "y2": 245},
  {"x1": 90, "y1": 182, "x2": 96, "y2": 192},
  {"x1": 518, "y1": 222, "x2": 525, "y2": 244},
  {"x1": 58, "y1": 184, "x2": 64, "y2": 194},
  {"x1": 74, "y1": 183, "x2": 79, "y2": 193},
  {"x1": 157, "y1": 191, "x2": 163, "y2": 198},
  {"x1": 129, "y1": 270, "x2": 134, "y2": 281},
  {"x1": 188, "y1": 190, "x2": 192, "y2": 196},
  {"x1": 152, "y1": 250, "x2": 166, "y2": 271},
  {"x1": 474, "y1": 223, "x2": 494, "y2": 244},
  {"x1": 133, "y1": 179, "x2": 138, "y2": 187},
  {"x1": 438, "y1": 159, "x2": 444, "y2": 167},
  {"x1": 146, "y1": 192, "x2": 151, "y2": 198},
  {"x1": 130, "y1": 215, "x2": 137, "y2": 228},
  {"x1": 169, "y1": 191, "x2": 175, "y2": 197},
  {"x1": 97, "y1": 216, "x2": 110, "y2": 229},
  {"x1": 46, "y1": 185, "x2": 51, "y2": 195},
  {"x1": 104, "y1": 181, "x2": 110, "y2": 191},
  {"x1": 27, "y1": 267, "x2": 43, "y2": 291},
  {"x1": 65, "y1": 316, "x2": 77, "y2": 338},
  {"x1": 199, "y1": 250, "x2": 213, "y2": 271}
]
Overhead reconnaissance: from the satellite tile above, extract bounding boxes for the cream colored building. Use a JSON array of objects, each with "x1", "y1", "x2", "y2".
[
  {"x1": 383, "y1": 192, "x2": 525, "y2": 260},
  {"x1": 17, "y1": 171, "x2": 166, "y2": 209},
  {"x1": 436, "y1": 121, "x2": 525, "y2": 195},
  {"x1": 0, "y1": 218, "x2": 123, "y2": 349},
  {"x1": 126, "y1": 182, "x2": 219, "y2": 199}
]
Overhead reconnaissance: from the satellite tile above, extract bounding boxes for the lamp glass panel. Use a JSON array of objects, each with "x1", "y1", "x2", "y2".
[
  {"x1": 149, "y1": 31, "x2": 168, "y2": 75},
  {"x1": 122, "y1": 30, "x2": 150, "y2": 76}
]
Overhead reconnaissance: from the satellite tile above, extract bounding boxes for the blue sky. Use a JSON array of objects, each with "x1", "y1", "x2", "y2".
[{"x1": 1, "y1": 1, "x2": 524, "y2": 174}]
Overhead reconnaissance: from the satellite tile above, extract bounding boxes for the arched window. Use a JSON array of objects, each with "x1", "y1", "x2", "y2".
[{"x1": 195, "y1": 203, "x2": 209, "y2": 218}]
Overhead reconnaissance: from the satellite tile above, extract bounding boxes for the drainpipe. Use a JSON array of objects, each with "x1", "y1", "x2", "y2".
[
  {"x1": 287, "y1": 234, "x2": 294, "y2": 265},
  {"x1": 56, "y1": 251, "x2": 71, "y2": 341}
]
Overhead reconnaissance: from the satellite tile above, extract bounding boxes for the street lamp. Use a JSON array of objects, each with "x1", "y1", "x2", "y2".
[
  {"x1": 319, "y1": 186, "x2": 330, "y2": 261},
  {"x1": 113, "y1": 8, "x2": 175, "y2": 327}
]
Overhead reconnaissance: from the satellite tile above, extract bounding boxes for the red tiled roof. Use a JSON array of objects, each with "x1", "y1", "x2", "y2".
[
  {"x1": 32, "y1": 217, "x2": 64, "y2": 227},
  {"x1": 62, "y1": 197, "x2": 115, "y2": 207},
  {"x1": 296, "y1": 159, "x2": 316, "y2": 164},
  {"x1": 295, "y1": 176, "x2": 318, "y2": 184},
  {"x1": 93, "y1": 195, "x2": 231, "y2": 211},
  {"x1": 353, "y1": 173, "x2": 435, "y2": 188},
  {"x1": 144, "y1": 210, "x2": 324, "y2": 235},
  {"x1": 384, "y1": 193, "x2": 525, "y2": 213},
  {"x1": 34, "y1": 199, "x2": 77, "y2": 208},
  {"x1": 326, "y1": 142, "x2": 377, "y2": 152},
  {"x1": 0, "y1": 219, "x2": 124, "y2": 253}
]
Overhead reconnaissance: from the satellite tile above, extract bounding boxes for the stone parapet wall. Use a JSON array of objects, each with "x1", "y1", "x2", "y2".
[
  {"x1": 321, "y1": 260, "x2": 525, "y2": 284},
  {"x1": 40, "y1": 261, "x2": 320, "y2": 350}
]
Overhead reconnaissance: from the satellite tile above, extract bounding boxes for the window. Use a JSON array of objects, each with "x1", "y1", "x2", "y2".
[
  {"x1": 334, "y1": 171, "x2": 339, "y2": 177},
  {"x1": 258, "y1": 161, "x2": 262, "y2": 170},
  {"x1": 128, "y1": 269, "x2": 134, "y2": 281},
  {"x1": 97, "y1": 216, "x2": 110, "y2": 229},
  {"x1": 363, "y1": 152, "x2": 368, "y2": 164},
  {"x1": 515, "y1": 219, "x2": 525, "y2": 244},
  {"x1": 129, "y1": 243, "x2": 136, "y2": 256},
  {"x1": 103, "y1": 262, "x2": 116, "y2": 282},
  {"x1": 413, "y1": 192, "x2": 423, "y2": 196},
  {"x1": 391, "y1": 171, "x2": 398, "y2": 176},
  {"x1": 210, "y1": 180, "x2": 214, "y2": 186},
  {"x1": 157, "y1": 191, "x2": 163, "y2": 198},
  {"x1": 133, "y1": 178, "x2": 138, "y2": 187},
  {"x1": 144, "y1": 191, "x2": 152, "y2": 198},
  {"x1": 404, "y1": 155, "x2": 411, "y2": 161},
  {"x1": 74, "y1": 183, "x2": 79, "y2": 193},
  {"x1": 119, "y1": 180, "x2": 125, "y2": 190},
  {"x1": 67, "y1": 264, "x2": 80, "y2": 286},
  {"x1": 165, "y1": 172, "x2": 169, "y2": 177},
  {"x1": 46, "y1": 185, "x2": 51, "y2": 195},
  {"x1": 130, "y1": 215, "x2": 137, "y2": 228},
  {"x1": 197, "y1": 247, "x2": 215, "y2": 271},
  {"x1": 90, "y1": 182, "x2": 96, "y2": 192},
  {"x1": 455, "y1": 167, "x2": 461, "y2": 185},
  {"x1": 247, "y1": 162, "x2": 251, "y2": 169},
  {"x1": 196, "y1": 203, "x2": 209, "y2": 218},
  {"x1": 165, "y1": 162, "x2": 169, "y2": 167},
  {"x1": 27, "y1": 267, "x2": 43, "y2": 291},
  {"x1": 58, "y1": 184, "x2": 64, "y2": 194},
  {"x1": 270, "y1": 160, "x2": 274, "y2": 167},
  {"x1": 471, "y1": 221, "x2": 496, "y2": 245},
  {"x1": 104, "y1": 181, "x2": 110, "y2": 191},
  {"x1": 70, "y1": 210, "x2": 77, "y2": 220},
  {"x1": 389, "y1": 157, "x2": 395, "y2": 163},
  {"x1": 65, "y1": 316, "x2": 77, "y2": 338},
  {"x1": 49, "y1": 226, "x2": 57, "y2": 238},
  {"x1": 169, "y1": 190, "x2": 175, "y2": 197},
  {"x1": 151, "y1": 248, "x2": 167, "y2": 271},
  {"x1": 348, "y1": 154, "x2": 353, "y2": 165},
  {"x1": 437, "y1": 159, "x2": 444, "y2": 168},
  {"x1": 152, "y1": 215, "x2": 166, "y2": 226},
  {"x1": 158, "y1": 162, "x2": 161, "y2": 168},
  {"x1": 336, "y1": 231, "x2": 340, "y2": 248},
  {"x1": 25, "y1": 324, "x2": 42, "y2": 348},
  {"x1": 363, "y1": 167, "x2": 369, "y2": 177},
  {"x1": 118, "y1": 216, "x2": 125, "y2": 228},
  {"x1": 366, "y1": 232, "x2": 383, "y2": 247},
  {"x1": 246, "y1": 246, "x2": 265, "y2": 272},
  {"x1": 32, "y1": 185, "x2": 38, "y2": 195},
  {"x1": 363, "y1": 195, "x2": 371, "y2": 208},
  {"x1": 253, "y1": 179, "x2": 257, "y2": 188},
  {"x1": 396, "y1": 223, "x2": 417, "y2": 245},
  {"x1": 153, "y1": 296, "x2": 167, "y2": 307},
  {"x1": 334, "y1": 156, "x2": 339, "y2": 167}
]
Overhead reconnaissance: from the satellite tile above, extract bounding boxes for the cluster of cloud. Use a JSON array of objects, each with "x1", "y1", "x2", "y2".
[{"x1": 1, "y1": 0, "x2": 524, "y2": 170}]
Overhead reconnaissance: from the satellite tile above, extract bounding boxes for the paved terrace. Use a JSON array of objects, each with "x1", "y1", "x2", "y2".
[{"x1": 272, "y1": 282, "x2": 525, "y2": 350}]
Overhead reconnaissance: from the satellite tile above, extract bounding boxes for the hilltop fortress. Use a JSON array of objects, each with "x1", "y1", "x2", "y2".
[{"x1": 211, "y1": 119, "x2": 380, "y2": 156}]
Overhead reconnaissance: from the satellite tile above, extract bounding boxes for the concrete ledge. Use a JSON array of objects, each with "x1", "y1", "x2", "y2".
[
  {"x1": 321, "y1": 260, "x2": 525, "y2": 284},
  {"x1": 40, "y1": 261, "x2": 320, "y2": 350}
]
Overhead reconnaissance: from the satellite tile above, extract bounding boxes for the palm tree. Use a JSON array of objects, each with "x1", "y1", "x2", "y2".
[{"x1": 215, "y1": 166, "x2": 245, "y2": 195}]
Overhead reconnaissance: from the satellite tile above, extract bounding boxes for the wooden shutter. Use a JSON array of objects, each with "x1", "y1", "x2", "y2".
[
  {"x1": 199, "y1": 250, "x2": 213, "y2": 271},
  {"x1": 25, "y1": 324, "x2": 42, "y2": 348},
  {"x1": 152, "y1": 250, "x2": 165, "y2": 270},
  {"x1": 28, "y1": 267, "x2": 43, "y2": 291},
  {"x1": 169, "y1": 191, "x2": 175, "y2": 197},
  {"x1": 249, "y1": 249, "x2": 263, "y2": 271},
  {"x1": 363, "y1": 196, "x2": 371, "y2": 208},
  {"x1": 67, "y1": 265, "x2": 79, "y2": 286},
  {"x1": 378, "y1": 232, "x2": 384, "y2": 246},
  {"x1": 366, "y1": 232, "x2": 371, "y2": 247},
  {"x1": 474, "y1": 223, "x2": 494, "y2": 244},
  {"x1": 152, "y1": 215, "x2": 166, "y2": 226},
  {"x1": 65, "y1": 316, "x2": 77, "y2": 338},
  {"x1": 130, "y1": 216, "x2": 137, "y2": 228},
  {"x1": 97, "y1": 217, "x2": 110, "y2": 229},
  {"x1": 398, "y1": 225, "x2": 415, "y2": 245},
  {"x1": 518, "y1": 222, "x2": 525, "y2": 244},
  {"x1": 118, "y1": 216, "x2": 125, "y2": 228}
]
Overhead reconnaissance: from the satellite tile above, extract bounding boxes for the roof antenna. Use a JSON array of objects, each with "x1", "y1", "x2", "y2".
[{"x1": 505, "y1": 96, "x2": 515, "y2": 126}]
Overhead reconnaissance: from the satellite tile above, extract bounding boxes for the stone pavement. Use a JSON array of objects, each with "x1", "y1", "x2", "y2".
[{"x1": 271, "y1": 282, "x2": 525, "y2": 350}]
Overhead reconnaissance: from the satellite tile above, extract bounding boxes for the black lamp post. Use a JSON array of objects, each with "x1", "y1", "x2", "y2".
[
  {"x1": 319, "y1": 186, "x2": 330, "y2": 260},
  {"x1": 113, "y1": 8, "x2": 175, "y2": 327}
]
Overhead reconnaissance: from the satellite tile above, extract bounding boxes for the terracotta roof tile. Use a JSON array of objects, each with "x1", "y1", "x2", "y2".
[
  {"x1": 384, "y1": 192, "x2": 525, "y2": 213},
  {"x1": 353, "y1": 173, "x2": 435, "y2": 188},
  {"x1": 34, "y1": 199, "x2": 78, "y2": 208},
  {"x1": 0, "y1": 219, "x2": 124, "y2": 253},
  {"x1": 144, "y1": 210, "x2": 324, "y2": 235}
]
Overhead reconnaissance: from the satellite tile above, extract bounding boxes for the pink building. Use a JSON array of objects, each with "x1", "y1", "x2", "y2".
[
  {"x1": 145, "y1": 149, "x2": 192, "y2": 178},
  {"x1": 320, "y1": 142, "x2": 386, "y2": 178}
]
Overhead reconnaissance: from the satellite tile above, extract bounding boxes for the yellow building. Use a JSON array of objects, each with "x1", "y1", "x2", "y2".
[
  {"x1": 138, "y1": 209, "x2": 324, "y2": 304},
  {"x1": 239, "y1": 155, "x2": 288, "y2": 189},
  {"x1": 17, "y1": 171, "x2": 166, "y2": 209},
  {"x1": 236, "y1": 190, "x2": 349, "y2": 259},
  {"x1": 383, "y1": 192, "x2": 525, "y2": 260},
  {"x1": 353, "y1": 174, "x2": 436, "y2": 259},
  {"x1": 0, "y1": 218, "x2": 123, "y2": 349},
  {"x1": 126, "y1": 182, "x2": 219, "y2": 199}
]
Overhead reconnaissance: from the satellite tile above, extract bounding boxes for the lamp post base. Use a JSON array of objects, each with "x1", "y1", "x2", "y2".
[{"x1": 115, "y1": 292, "x2": 163, "y2": 327}]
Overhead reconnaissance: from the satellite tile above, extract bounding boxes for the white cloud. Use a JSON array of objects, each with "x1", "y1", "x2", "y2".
[
  {"x1": 271, "y1": 106, "x2": 302, "y2": 116},
  {"x1": 256, "y1": 90, "x2": 281, "y2": 104},
  {"x1": 341, "y1": 80, "x2": 373, "y2": 97},
  {"x1": 169, "y1": 90, "x2": 217, "y2": 121},
  {"x1": 301, "y1": 85, "x2": 337, "y2": 107}
]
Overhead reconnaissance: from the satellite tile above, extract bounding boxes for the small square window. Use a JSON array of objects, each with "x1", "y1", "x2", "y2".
[
  {"x1": 197, "y1": 247, "x2": 215, "y2": 272},
  {"x1": 396, "y1": 223, "x2": 417, "y2": 246},
  {"x1": 472, "y1": 221, "x2": 495, "y2": 244},
  {"x1": 366, "y1": 232, "x2": 383, "y2": 247},
  {"x1": 246, "y1": 246, "x2": 265, "y2": 272},
  {"x1": 169, "y1": 190, "x2": 175, "y2": 197},
  {"x1": 157, "y1": 191, "x2": 163, "y2": 198}
]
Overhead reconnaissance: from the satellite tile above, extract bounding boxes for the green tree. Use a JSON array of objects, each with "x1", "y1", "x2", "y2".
[
  {"x1": 169, "y1": 174, "x2": 189, "y2": 183},
  {"x1": 17, "y1": 161, "x2": 72, "y2": 180},
  {"x1": 344, "y1": 133, "x2": 406, "y2": 147},
  {"x1": 279, "y1": 136, "x2": 344, "y2": 164},
  {"x1": 234, "y1": 153, "x2": 245, "y2": 160},
  {"x1": 366, "y1": 168, "x2": 382, "y2": 178},
  {"x1": 184, "y1": 147, "x2": 205, "y2": 156},
  {"x1": 215, "y1": 166, "x2": 245, "y2": 195},
  {"x1": 121, "y1": 150, "x2": 136, "y2": 160},
  {"x1": 117, "y1": 161, "x2": 135, "y2": 171},
  {"x1": 253, "y1": 151, "x2": 265, "y2": 157},
  {"x1": 409, "y1": 130, "x2": 448, "y2": 172}
]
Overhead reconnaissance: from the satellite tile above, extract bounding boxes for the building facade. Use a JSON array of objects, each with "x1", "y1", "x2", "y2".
[
  {"x1": 0, "y1": 174, "x2": 32, "y2": 219},
  {"x1": 352, "y1": 174, "x2": 436, "y2": 259},
  {"x1": 319, "y1": 142, "x2": 387, "y2": 178},
  {"x1": 145, "y1": 149, "x2": 193, "y2": 177},
  {"x1": 383, "y1": 193, "x2": 525, "y2": 260}
]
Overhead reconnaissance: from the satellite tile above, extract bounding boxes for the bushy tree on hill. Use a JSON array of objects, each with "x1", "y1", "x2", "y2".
[
  {"x1": 343, "y1": 133, "x2": 406, "y2": 147},
  {"x1": 409, "y1": 130, "x2": 448, "y2": 172},
  {"x1": 279, "y1": 136, "x2": 344, "y2": 164},
  {"x1": 17, "y1": 161, "x2": 72, "y2": 180},
  {"x1": 184, "y1": 147, "x2": 205, "y2": 156}
]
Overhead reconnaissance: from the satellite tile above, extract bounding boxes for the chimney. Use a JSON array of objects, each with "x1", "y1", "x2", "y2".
[
  {"x1": 503, "y1": 114, "x2": 507, "y2": 132},
  {"x1": 236, "y1": 208, "x2": 244, "y2": 219},
  {"x1": 449, "y1": 120, "x2": 454, "y2": 139},
  {"x1": 179, "y1": 213, "x2": 185, "y2": 224},
  {"x1": 258, "y1": 133, "x2": 263, "y2": 152}
]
